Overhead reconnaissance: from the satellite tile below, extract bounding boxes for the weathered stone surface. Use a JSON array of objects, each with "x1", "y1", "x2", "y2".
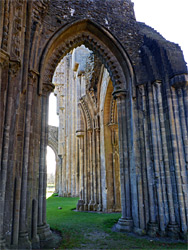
[{"x1": 0, "y1": 0, "x2": 187, "y2": 249}]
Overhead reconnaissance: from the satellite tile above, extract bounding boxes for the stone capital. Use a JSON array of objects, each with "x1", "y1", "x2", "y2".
[
  {"x1": 9, "y1": 58, "x2": 21, "y2": 77},
  {"x1": 108, "y1": 122, "x2": 118, "y2": 130},
  {"x1": 76, "y1": 131, "x2": 85, "y2": 138},
  {"x1": 29, "y1": 69, "x2": 39, "y2": 85},
  {"x1": 152, "y1": 80, "x2": 162, "y2": 86},
  {"x1": 112, "y1": 89, "x2": 127, "y2": 100},
  {"x1": 170, "y1": 73, "x2": 188, "y2": 88},
  {"x1": 42, "y1": 82, "x2": 55, "y2": 96}
]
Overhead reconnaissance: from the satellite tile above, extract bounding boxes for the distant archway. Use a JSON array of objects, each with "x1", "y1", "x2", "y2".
[{"x1": 47, "y1": 125, "x2": 59, "y2": 194}]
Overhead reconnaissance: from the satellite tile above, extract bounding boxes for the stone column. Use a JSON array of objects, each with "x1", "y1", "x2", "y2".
[
  {"x1": 92, "y1": 129, "x2": 98, "y2": 211},
  {"x1": 148, "y1": 82, "x2": 165, "y2": 234},
  {"x1": 109, "y1": 123, "x2": 121, "y2": 211},
  {"x1": 0, "y1": 1, "x2": 5, "y2": 47},
  {"x1": 84, "y1": 132, "x2": 88, "y2": 210},
  {"x1": 58, "y1": 156, "x2": 63, "y2": 196},
  {"x1": 141, "y1": 86, "x2": 158, "y2": 236},
  {"x1": 55, "y1": 157, "x2": 59, "y2": 193},
  {"x1": 95, "y1": 123, "x2": 102, "y2": 211},
  {"x1": 18, "y1": 70, "x2": 38, "y2": 249},
  {"x1": 88, "y1": 129, "x2": 95, "y2": 211},
  {"x1": 155, "y1": 82, "x2": 178, "y2": 237},
  {"x1": 37, "y1": 83, "x2": 53, "y2": 245},
  {"x1": 0, "y1": 49, "x2": 9, "y2": 174},
  {"x1": 76, "y1": 132, "x2": 85, "y2": 211},
  {"x1": 113, "y1": 89, "x2": 133, "y2": 232},
  {"x1": 166, "y1": 82, "x2": 187, "y2": 235},
  {"x1": 0, "y1": 59, "x2": 20, "y2": 250}
]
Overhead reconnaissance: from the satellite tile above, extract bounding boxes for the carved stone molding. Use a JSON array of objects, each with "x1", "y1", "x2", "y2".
[
  {"x1": 76, "y1": 131, "x2": 85, "y2": 138},
  {"x1": 9, "y1": 59, "x2": 21, "y2": 77},
  {"x1": 42, "y1": 82, "x2": 55, "y2": 96},
  {"x1": 112, "y1": 89, "x2": 128, "y2": 99},
  {"x1": 170, "y1": 74, "x2": 188, "y2": 88},
  {"x1": 29, "y1": 69, "x2": 39, "y2": 85},
  {"x1": 41, "y1": 28, "x2": 128, "y2": 94},
  {"x1": 0, "y1": 49, "x2": 9, "y2": 68},
  {"x1": 79, "y1": 98, "x2": 92, "y2": 130}
]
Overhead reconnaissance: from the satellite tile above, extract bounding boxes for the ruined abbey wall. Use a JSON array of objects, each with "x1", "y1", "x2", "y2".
[
  {"x1": 0, "y1": 0, "x2": 187, "y2": 249},
  {"x1": 52, "y1": 46, "x2": 121, "y2": 212}
]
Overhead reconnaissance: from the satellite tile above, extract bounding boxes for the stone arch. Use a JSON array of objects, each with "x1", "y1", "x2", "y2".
[
  {"x1": 47, "y1": 125, "x2": 59, "y2": 193},
  {"x1": 39, "y1": 19, "x2": 134, "y2": 94},
  {"x1": 39, "y1": 18, "x2": 137, "y2": 232},
  {"x1": 79, "y1": 98, "x2": 92, "y2": 130},
  {"x1": 48, "y1": 125, "x2": 58, "y2": 159}
]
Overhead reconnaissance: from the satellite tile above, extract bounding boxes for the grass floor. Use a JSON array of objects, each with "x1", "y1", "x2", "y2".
[{"x1": 46, "y1": 195, "x2": 187, "y2": 249}]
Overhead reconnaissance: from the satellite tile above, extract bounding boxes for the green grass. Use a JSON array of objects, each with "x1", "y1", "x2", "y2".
[{"x1": 46, "y1": 195, "x2": 187, "y2": 249}]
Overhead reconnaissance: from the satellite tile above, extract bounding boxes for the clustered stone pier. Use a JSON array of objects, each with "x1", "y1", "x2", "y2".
[{"x1": 0, "y1": 0, "x2": 187, "y2": 249}]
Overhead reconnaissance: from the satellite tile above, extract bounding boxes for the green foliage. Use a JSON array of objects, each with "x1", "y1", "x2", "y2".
[{"x1": 46, "y1": 196, "x2": 187, "y2": 249}]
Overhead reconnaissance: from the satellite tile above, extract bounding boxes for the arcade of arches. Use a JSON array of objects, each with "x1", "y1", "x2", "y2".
[
  {"x1": 48, "y1": 46, "x2": 121, "y2": 212},
  {"x1": 0, "y1": 0, "x2": 188, "y2": 249}
]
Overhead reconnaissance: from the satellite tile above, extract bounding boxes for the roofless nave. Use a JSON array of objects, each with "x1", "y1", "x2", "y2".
[{"x1": 0, "y1": 0, "x2": 187, "y2": 249}]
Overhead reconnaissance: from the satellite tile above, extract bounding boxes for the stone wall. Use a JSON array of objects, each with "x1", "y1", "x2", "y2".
[
  {"x1": 0, "y1": 0, "x2": 187, "y2": 249},
  {"x1": 53, "y1": 46, "x2": 121, "y2": 212}
]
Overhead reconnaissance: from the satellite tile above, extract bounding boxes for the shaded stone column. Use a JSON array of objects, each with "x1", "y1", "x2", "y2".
[
  {"x1": 37, "y1": 83, "x2": 54, "y2": 245},
  {"x1": 148, "y1": 82, "x2": 165, "y2": 234},
  {"x1": 166, "y1": 82, "x2": 187, "y2": 235},
  {"x1": 18, "y1": 70, "x2": 38, "y2": 249},
  {"x1": 141, "y1": 85, "x2": 158, "y2": 236},
  {"x1": 0, "y1": 59, "x2": 20, "y2": 250},
  {"x1": 113, "y1": 89, "x2": 133, "y2": 231},
  {"x1": 0, "y1": 1, "x2": 5, "y2": 47},
  {"x1": 155, "y1": 82, "x2": 178, "y2": 237},
  {"x1": 0, "y1": 49, "x2": 9, "y2": 175}
]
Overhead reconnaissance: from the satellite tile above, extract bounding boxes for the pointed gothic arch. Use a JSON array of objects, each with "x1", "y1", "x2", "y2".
[
  {"x1": 38, "y1": 19, "x2": 137, "y2": 231},
  {"x1": 38, "y1": 19, "x2": 135, "y2": 94}
]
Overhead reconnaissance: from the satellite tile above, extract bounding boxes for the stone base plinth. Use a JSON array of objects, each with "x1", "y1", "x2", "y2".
[
  {"x1": 76, "y1": 200, "x2": 84, "y2": 211},
  {"x1": 180, "y1": 231, "x2": 188, "y2": 242},
  {"x1": 167, "y1": 223, "x2": 179, "y2": 239},
  {"x1": 31, "y1": 235, "x2": 40, "y2": 249},
  {"x1": 37, "y1": 223, "x2": 52, "y2": 248},
  {"x1": 147, "y1": 222, "x2": 158, "y2": 237},
  {"x1": 133, "y1": 227, "x2": 146, "y2": 236},
  {"x1": 97, "y1": 204, "x2": 102, "y2": 212},
  {"x1": 88, "y1": 201, "x2": 94, "y2": 211},
  {"x1": 18, "y1": 231, "x2": 31, "y2": 249},
  {"x1": 0, "y1": 237, "x2": 7, "y2": 250},
  {"x1": 84, "y1": 204, "x2": 88, "y2": 211},
  {"x1": 115, "y1": 218, "x2": 133, "y2": 232},
  {"x1": 92, "y1": 204, "x2": 98, "y2": 211}
]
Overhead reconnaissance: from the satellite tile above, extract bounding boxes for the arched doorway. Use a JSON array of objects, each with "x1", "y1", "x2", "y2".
[
  {"x1": 39, "y1": 19, "x2": 135, "y2": 233},
  {"x1": 0, "y1": 2, "x2": 187, "y2": 249},
  {"x1": 46, "y1": 146, "x2": 56, "y2": 198}
]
